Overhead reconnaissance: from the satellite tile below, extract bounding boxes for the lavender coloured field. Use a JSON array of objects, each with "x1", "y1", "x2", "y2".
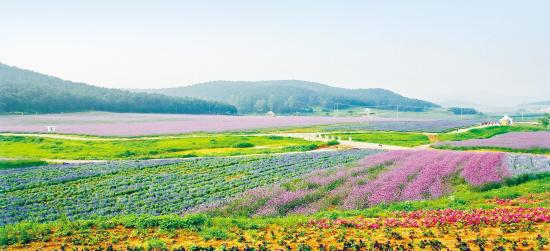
[
  {"x1": 208, "y1": 150, "x2": 518, "y2": 216},
  {"x1": 441, "y1": 132, "x2": 550, "y2": 149},
  {"x1": 0, "y1": 112, "x2": 396, "y2": 136},
  {"x1": 319, "y1": 119, "x2": 485, "y2": 133},
  {"x1": 0, "y1": 150, "x2": 371, "y2": 225},
  {"x1": 507, "y1": 153, "x2": 550, "y2": 175}
]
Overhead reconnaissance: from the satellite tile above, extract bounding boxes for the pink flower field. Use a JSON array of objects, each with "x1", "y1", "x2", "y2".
[
  {"x1": 442, "y1": 131, "x2": 550, "y2": 149},
  {"x1": 209, "y1": 149, "x2": 513, "y2": 216},
  {"x1": 342, "y1": 150, "x2": 510, "y2": 208},
  {"x1": 0, "y1": 112, "x2": 396, "y2": 136}
]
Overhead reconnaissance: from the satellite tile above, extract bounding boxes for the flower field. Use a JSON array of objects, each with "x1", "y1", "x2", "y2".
[
  {"x1": 0, "y1": 134, "x2": 326, "y2": 160},
  {"x1": 2, "y1": 195, "x2": 548, "y2": 250},
  {"x1": 507, "y1": 153, "x2": 550, "y2": 175},
  {"x1": 436, "y1": 131, "x2": 550, "y2": 151},
  {"x1": 203, "y1": 150, "x2": 537, "y2": 217},
  {"x1": 1, "y1": 122, "x2": 550, "y2": 250},
  {"x1": 327, "y1": 131, "x2": 430, "y2": 147},
  {"x1": 316, "y1": 119, "x2": 484, "y2": 133},
  {"x1": 0, "y1": 112, "x2": 385, "y2": 136},
  {"x1": 0, "y1": 150, "x2": 374, "y2": 225}
]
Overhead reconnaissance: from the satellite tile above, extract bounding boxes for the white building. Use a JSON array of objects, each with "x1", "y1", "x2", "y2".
[
  {"x1": 46, "y1": 126, "x2": 56, "y2": 133},
  {"x1": 266, "y1": 111, "x2": 275, "y2": 117},
  {"x1": 499, "y1": 115, "x2": 513, "y2": 126}
]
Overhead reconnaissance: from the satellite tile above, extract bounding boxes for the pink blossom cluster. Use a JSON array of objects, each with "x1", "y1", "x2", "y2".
[
  {"x1": 461, "y1": 152, "x2": 510, "y2": 185},
  {"x1": 306, "y1": 218, "x2": 381, "y2": 229},
  {"x1": 307, "y1": 207, "x2": 550, "y2": 229},
  {"x1": 342, "y1": 150, "x2": 509, "y2": 208},
  {"x1": 394, "y1": 207, "x2": 550, "y2": 227},
  {"x1": 442, "y1": 132, "x2": 550, "y2": 150}
]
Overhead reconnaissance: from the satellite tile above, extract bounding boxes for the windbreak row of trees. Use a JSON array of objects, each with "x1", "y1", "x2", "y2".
[{"x1": 0, "y1": 64, "x2": 237, "y2": 114}]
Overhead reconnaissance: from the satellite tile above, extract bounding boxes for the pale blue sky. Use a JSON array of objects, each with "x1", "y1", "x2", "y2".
[{"x1": 1, "y1": 1, "x2": 549, "y2": 106}]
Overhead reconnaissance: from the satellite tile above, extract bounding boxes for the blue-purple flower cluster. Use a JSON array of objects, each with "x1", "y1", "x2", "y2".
[
  {"x1": 320, "y1": 119, "x2": 484, "y2": 133},
  {"x1": 0, "y1": 150, "x2": 370, "y2": 225}
]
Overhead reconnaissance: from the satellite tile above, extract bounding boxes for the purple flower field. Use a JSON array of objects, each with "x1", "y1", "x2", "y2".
[
  {"x1": 208, "y1": 150, "x2": 517, "y2": 216},
  {"x1": 0, "y1": 112, "x2": 478, "y2": 136},
  {"x1": 319, "y1": 119, "x2": 485, "y2": 133},
  {"x1": 343, "y1": 150, "x2": 509, "y2": 208},
  {"x1": 0, "y1": 150, "x2": 372, "y2": 225},
  {"x1": 0, "y1": 112, "x2": 399, "y2": 136},
  {"x1": 440, "y1": 132, "x2": 550, "y2": 149}
]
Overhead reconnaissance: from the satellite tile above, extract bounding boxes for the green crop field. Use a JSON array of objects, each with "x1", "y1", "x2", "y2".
[
  {"x1": 328, "y1": 131, "x2": 430, "y2": 147},
  {"x1": 437, "y1": 124, "x2": 543, "y2": 142},
  {"x1": 0, "y1": 134, "x2": 324, "y2": 160}
]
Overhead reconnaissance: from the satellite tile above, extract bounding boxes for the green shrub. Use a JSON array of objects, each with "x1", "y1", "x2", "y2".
[
  {"x1": 283, "y1": 144, "x2": 319, "y2": 152},
  {"x1": 297, "y1": 244, "x2": 313, "y2": 251},
  {"x1": 327, "y1": 140, "x2": 340, "y2": 146},
  {"x1": 0, "y1": 221, "x2": 54, "y2": 246},
  {"x1": 200, "y1": 227, "x2": 229, "y2": 240},
  {"x1": 118, "y1": 150, "x2": 137, "y2": 158},
  {"x1": 232, "y1": 142, "x2": 255, "y2": 148},
  {"x1": 0, "y1": 159, "x2": 48, "y2": 170},
  {"x1": 145, "y1": 238, "x2": 167, "y2": 251},
  {"x1": 179, "y1": 153, "x2": 198, "y2": 158},
  {"x1": 116, "y1": 214, "x2": 208, "y2": 230}
]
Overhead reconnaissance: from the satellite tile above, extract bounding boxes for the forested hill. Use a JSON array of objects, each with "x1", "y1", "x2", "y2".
[
  {"x1": 142, "y1": 80, "x2": 440, "y2": 114},
  {"x1": 0, "y1": 63, "x2": 237, "y2": 114}
]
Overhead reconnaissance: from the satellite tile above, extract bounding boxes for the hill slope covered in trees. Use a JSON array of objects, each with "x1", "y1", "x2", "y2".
[
  {"x1": 142, "y1": 80, "x2": 440, "y2": 114},
  {"x1": 0, "y1": 64, "x2": 237, "y2": 114}
]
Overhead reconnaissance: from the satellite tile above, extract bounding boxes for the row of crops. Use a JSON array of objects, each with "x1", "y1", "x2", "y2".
[
  {"x1": 0, "y1": 150, "x2": 379, "y2": 225},
  {"x1": 206, "y1": 150, "x2": 550, "y2": 217}
]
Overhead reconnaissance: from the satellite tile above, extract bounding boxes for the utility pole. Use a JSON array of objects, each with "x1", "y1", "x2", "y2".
[
  {"x1": 396, "y1": 104, "x2": 399, "y2": 120},
  {"x1": 460, "y1": 108, "x2": 463, "y2": 120},
  {"x1": 522, "y1": 111, "x2": 524, "y2": 121}
]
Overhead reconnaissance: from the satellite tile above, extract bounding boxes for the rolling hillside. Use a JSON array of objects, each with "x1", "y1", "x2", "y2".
[
  {"x1": 526, "y1": 100, "x2": 550, "y2": 106},
  {"x1": 141, "y1": 80, "x2": 440, "y2": 114},
  {"x1": 0, "y1": 63, "x2": 237, "y2": 114}
]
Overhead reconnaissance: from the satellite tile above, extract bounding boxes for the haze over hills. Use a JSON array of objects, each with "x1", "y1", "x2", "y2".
[
  {"x1": 517, "y1": 100, "x2": 550, "y2": 113},
  {"x1": 526, "y1": 100, "x2": 550, "y2": 106},
  {"x1": 140, "y1": 80, "x2": 440, "y2": 114},
  {"x1": 0, "y1": 63, "x2": 237, "y2": 114}
]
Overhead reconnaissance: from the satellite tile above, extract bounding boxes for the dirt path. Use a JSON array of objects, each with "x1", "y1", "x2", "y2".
[
  {"x1": 264, "y1": 132, "x2": 410, "y2": 150},
  {"x1": 447, "y1": 124, "x2": 491, "y2": 134}
]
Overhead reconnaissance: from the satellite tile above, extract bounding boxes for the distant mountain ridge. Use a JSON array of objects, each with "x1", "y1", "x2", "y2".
[
  {"x1": 0, "y1": 63, "x2": 237, "y2": 114},
  {"x1": 525, "y1": 100, "x2": 550, "y2": 106},
  {"x1": 141, "y1": 80, "x2": 440, "y2": 114}
]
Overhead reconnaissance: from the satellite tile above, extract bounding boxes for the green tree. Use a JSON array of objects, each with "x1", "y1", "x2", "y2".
[{"x1": 540, "y1": 113, "x2": 550, "y2": 131}]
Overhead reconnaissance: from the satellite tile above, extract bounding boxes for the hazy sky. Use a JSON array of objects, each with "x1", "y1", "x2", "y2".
[{"x1": 1, "y1": 1, "x2": 549, "y2": 106}]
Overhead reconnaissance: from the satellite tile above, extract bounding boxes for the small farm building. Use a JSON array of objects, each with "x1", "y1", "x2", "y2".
[
  {"x1": 499, "y1": 115, "x2": 513, "y2": 126},
  {"x1": 46, "y1": 126, "x2": 56, "y2": 133}
]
